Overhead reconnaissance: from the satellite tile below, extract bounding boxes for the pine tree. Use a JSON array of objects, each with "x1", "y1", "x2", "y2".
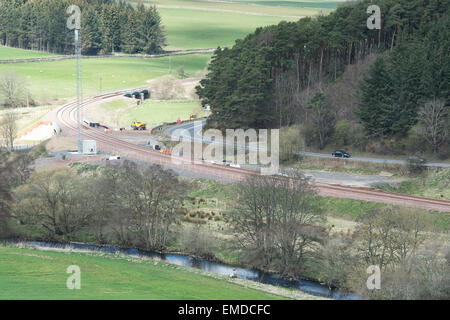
[
  {"x1": 307, "y1": 92, "x2": 335, "y2": 149},
  {"x1": 356, "y1": 56, "x2": 395, "y2": 138},
  {"x1": 81, "y1": 9, "x2": 102, "y2": 55}
]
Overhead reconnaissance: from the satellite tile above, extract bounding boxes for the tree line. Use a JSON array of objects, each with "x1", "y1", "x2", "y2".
[
  {"x1": 0, "y1": 0, "x2": 166, "y2": 55},
  {"x1": 1, "y1": 156, "x2": 187, "y2": 250},
  {"x1": 197, "y1": 0, "x2": 449, "y2": 156},
  {"x1": 0, "y1": 150, "x2": 448, "y2": 299},
  {"x1": 231, "y1": 171, "x2": 449, "y2": 299}
]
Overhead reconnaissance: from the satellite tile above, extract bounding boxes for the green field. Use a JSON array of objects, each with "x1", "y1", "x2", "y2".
[
  {"x1": 138, "y1": 0, "x2": 328, "y2": 16},
  {"x1": 96, "y1": 99, "x2": 207, "y2": 128},
  {"x1": 0, "y1": 54, "x2": 211, "y2": 102},
  {"x1": 231, "y1": 0, "x2": 344, "y2": 9},
  {"x1": 158, "y1": 7, "x2": 299, "y2": 50},
  {"x1": 133, "y1": 0, "x2": 337, "y2": 50},
  {"x1": 120, "y1": 100, "x2": 206, "y2": 127},
  {"x1": 0, "y1": 46, "x2": 57, "y2": 60},
  {"x1": 0, "y1": 245, "x2": 283, "y2": 300}
]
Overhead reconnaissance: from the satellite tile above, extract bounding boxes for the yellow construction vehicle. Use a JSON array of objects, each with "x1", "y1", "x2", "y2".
[
  {"x1": 131, "y1": 121, "x2": 146, "y2": 130},
  {"x1": 189, "y1": 114, "x2": 197, "y2": 121}
]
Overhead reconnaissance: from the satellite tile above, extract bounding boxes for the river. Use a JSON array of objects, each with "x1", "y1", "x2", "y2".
[{"x1": 7, "y1": 240, "x2": 360, "y2": 300}]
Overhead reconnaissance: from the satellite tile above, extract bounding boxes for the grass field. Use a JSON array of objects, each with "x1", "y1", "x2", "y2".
[
  {"x1": 0, "y1": 46, "x2": 57, "y2": 60},
  {"x1": 0, "y1": 245, "x2": 284, "y2": 300},
  {"x1": 231, "y1": 0, "x2": 344, "y2": 9},
  {"x1": 120, "y1": 100, "x2": 207, "y2": 127},
  {"x1": 134, "y1": 0, "x2": 339, "y2": 50},
  {"x1": 157, "y1": 7, "x2": 299, "y2": 50},
  {"x1": 138, "y1": 0, "x2": 330, "y2": 16},
  {"x1": 1, "y1": 54, "x2": 211, "y2": 102},
  {"x1": 95, "y1": 99, "x2": 206, "y2": 128}
]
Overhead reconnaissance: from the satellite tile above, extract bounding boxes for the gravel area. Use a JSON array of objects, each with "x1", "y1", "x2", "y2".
[{"x1": 302, "y1": 169, "x2": 405, "y2": 187}]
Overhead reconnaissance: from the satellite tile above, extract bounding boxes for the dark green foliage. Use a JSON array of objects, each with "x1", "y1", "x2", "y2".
[
  {"x1": 357, "y1": 12, "x2": 450, "y2": 139},
  {"x1": 0, "y1": 0, "x2": 165, "y2": 55},
  {"x1": 197, "y1": 0, "x2": 449, "y2": 136},
  {"x1": 356, "y1": 56, "x2": 395, "y2": 138},
  {"x1": 81, "y1": 8, "x2": 102, "y2": 55},
  {"x1": 307, "y1": 92, "x2": 335, "y2": 149},
  {"x1": 198, "y1": 45, "x2": 276, "y2": 130}
]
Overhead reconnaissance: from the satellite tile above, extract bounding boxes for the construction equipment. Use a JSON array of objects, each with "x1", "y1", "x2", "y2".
[
  {"x1": 189, "y1": 114, "x2": 197, "y2": 121},
  {"x1": 131, "y1": 121, "x2": 146, "y2": 131},
  {"x1": 124, "y1": 89, "x2": 150, "y2": 100}
]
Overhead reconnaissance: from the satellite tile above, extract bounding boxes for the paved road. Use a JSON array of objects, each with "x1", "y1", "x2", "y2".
[
  {"x1": 166, "y1": 121, "x2": 450, "y2": 168},
  {"x1": 166, "y1": 120, "x2": 265, "y2": 152},
  {"x1": 297, "y1": 151, "x2": 450, "y2": 168}
]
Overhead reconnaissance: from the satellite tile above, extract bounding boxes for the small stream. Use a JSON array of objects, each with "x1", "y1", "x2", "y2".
[{"x1": 16, "y1": 240, "x2": 358, "y2": 300}]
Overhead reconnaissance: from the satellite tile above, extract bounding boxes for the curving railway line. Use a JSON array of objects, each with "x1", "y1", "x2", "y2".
[{"x1": 55, "y1": 91, "x2": 450, "y2": 212}]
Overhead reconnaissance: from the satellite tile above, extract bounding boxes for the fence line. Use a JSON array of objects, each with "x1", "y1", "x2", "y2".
[
  {"x1": 0, "y1": 48, "x2": 216, "y2": 64},
  {"x1": 0, "y1": 143, "x2": 40, "y2": 152}
]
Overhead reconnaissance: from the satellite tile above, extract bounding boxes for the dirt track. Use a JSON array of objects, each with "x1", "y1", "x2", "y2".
[{"x1": 55, "y1": 91, "x2": 450, "y2": 213}]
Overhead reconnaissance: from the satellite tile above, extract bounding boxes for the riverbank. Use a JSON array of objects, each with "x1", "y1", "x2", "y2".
[{"x1": 0, "y1": 242, "x2": 324, "y2": 300}]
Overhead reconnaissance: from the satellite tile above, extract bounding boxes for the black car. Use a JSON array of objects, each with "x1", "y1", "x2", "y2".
[{"x1": 332, "y1": 150, "x2": 351, "y2": 158}]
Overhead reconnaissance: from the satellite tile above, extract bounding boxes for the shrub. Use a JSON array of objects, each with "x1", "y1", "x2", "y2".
[
  {"x1": 406, "y1": 156, "x2": 427, "y2": 175},
  {"x1": 331, "y1": 120, "x2": 367, "y2": 151},
  {"x1": 279, "y1": 125, "x2": 303, "y2": 163},
  {"x1": 177, "y1": 224, "x2": 216, "y2": 259}
]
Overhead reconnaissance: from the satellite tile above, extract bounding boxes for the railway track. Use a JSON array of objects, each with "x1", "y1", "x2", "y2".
[{"x1": 56, "y1": 91, "x2": 450, "y2": 212}]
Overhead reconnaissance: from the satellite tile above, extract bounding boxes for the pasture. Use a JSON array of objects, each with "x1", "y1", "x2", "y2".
[
  {"x1": 230, "y1": 0, "x2": 344, "y2": 9},
  {"x1": 0, "y1": 46, "x2": 57, "y2": 60},
  {"x1": 0, "y1": 54, "x2": 211, "y2": 103},
  {"x1": 158, "y1": 7, "x2": 299, "y2": 50},
  {"x1": 134, "y1": 0, "x2": 340, "y2": 50},
  {"x1": 120, "y1": 100, "x2": 207, "y2": 128},
  {"x1": 96, "y1": 99, "x2": 207, "y2": 128},
  {"x1": 0, "y1": 245, "x2": 283, "y2": 299}
]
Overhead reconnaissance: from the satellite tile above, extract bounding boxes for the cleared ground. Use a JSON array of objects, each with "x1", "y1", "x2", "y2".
[
  {"x1": 0, "y1": 245, "x2": 286, "y2": 300},
  {"x1": 374, "y1": 169, "x2": 450, "y2": 201},
  {"x1": 0, "y1": 105, "x2": 56, "y2": 131}
]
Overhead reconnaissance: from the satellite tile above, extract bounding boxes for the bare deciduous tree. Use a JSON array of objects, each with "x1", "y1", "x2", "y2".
[
  {"x1": 11, "y1": 160, "x2": 188, "y2": 247},
  {"x1": 114, "y1": 161, "x2": 188, "y2": 250},
  {"x1": 417, "y1": 99, "x2": 449, "y2": 154},
  {"x1": 177, "y1": 223, "x2": 217, "y2": 260},
  {"x1": 230, "y1": 170, "x2": 324, "y2": 276},
  {"x1": 150, "y1": 75, "x2": 185, "y2": 100},
  {"x1": 1, "y1": 112, "x2": 18, "y2": 151},
  {"x1": 321, "y1": 237, "x2": 357, "y2": 290},
  {"x1": 361, "y1": 244, "x2": 450, "y2": 300},
  {"x1": 13, "y1": 167, "x2": 89, "y2": 239},
  {"x1": 0, "y1": 151, "x2": 33, "y2": 236},
  {"x1": 354, "y1": 207, "x2": 429, "y2": 272},
  {"x1": 0, "y1": 71, "x2": 28, "y2": 108}
]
